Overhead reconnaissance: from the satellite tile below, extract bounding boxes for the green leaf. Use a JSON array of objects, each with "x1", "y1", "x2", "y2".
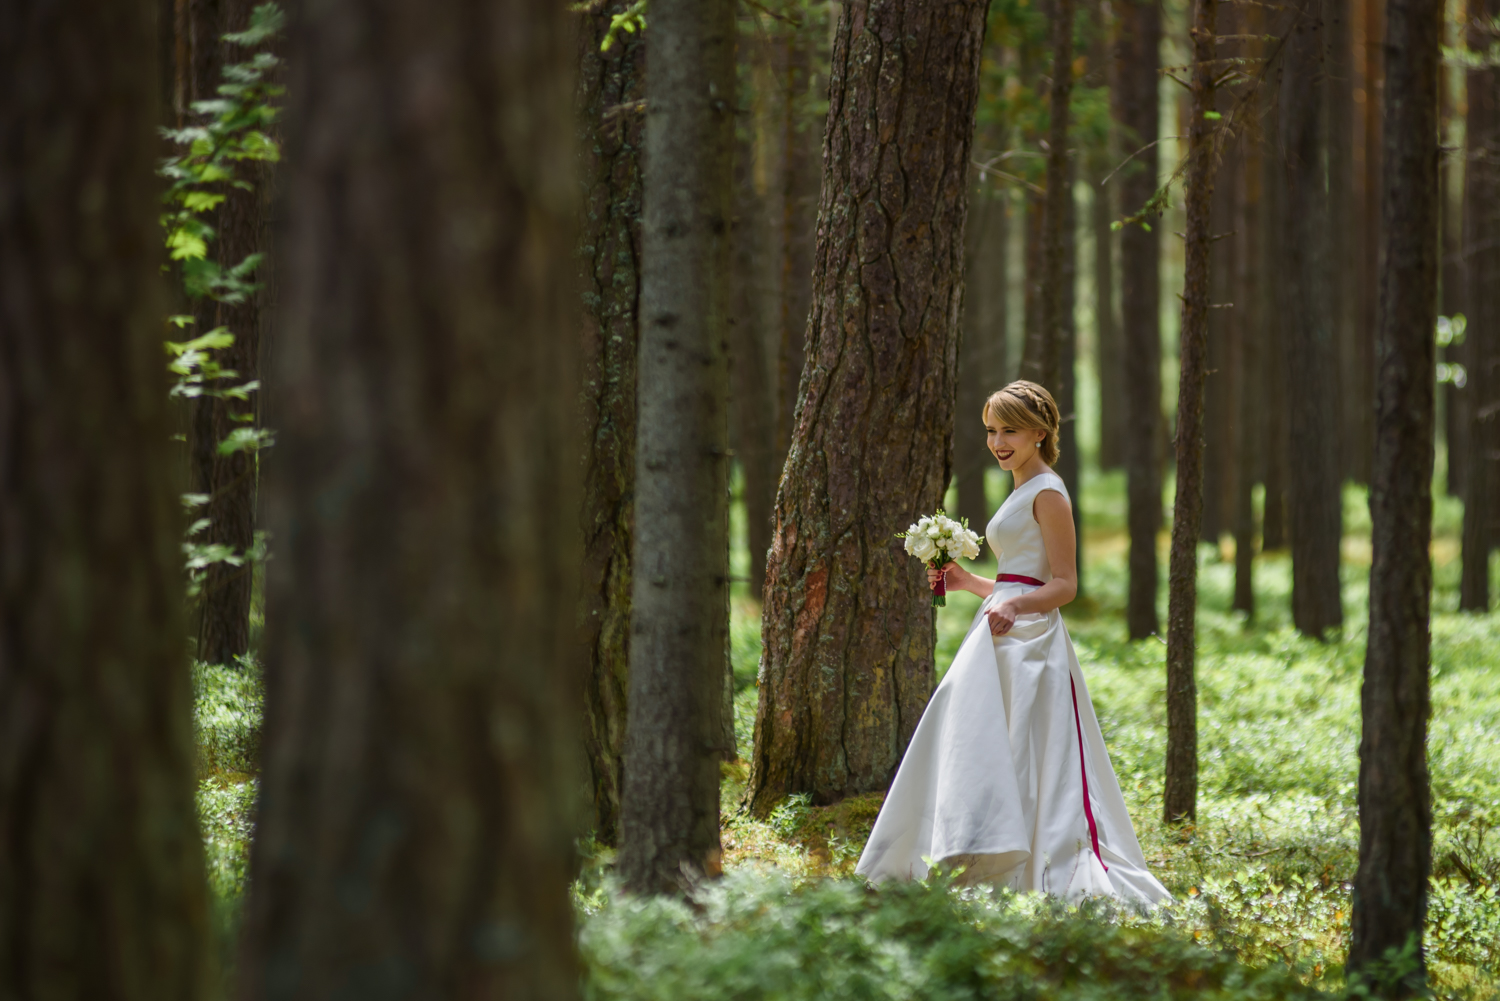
[{"x1": 1203, "y1": 110, "x2": 1223, "y2": 121}]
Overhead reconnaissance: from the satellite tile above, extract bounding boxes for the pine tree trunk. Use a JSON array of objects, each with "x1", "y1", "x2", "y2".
[
  {"x1": 1280, "y1": 0, "x2": 1345, "y2": 638},
  {"x1": 1090, "y1": 1, "x2": 1124, "y2": 473},
  {"x1": 1232, "y1": 129, "x2": 1260, "y2": 617},
  {"x1": 1460, "y1": 0, "x2": 1499, "y2": 613},
  {"x1": 1094, "y1": 171, "x2": 1124, "y2": 472},
  {"x1": 731, "y1": 137, "x2": 778, "y2": 600},
  {"x1": 958, "y1": 183, "x2": 997, "y2": 532},
  {"x1": 1201, "y1": 139, "x2": 1234, "y2": 545},
  {"x1": 1022, "y1": 0, "x2": 1076, "y2": 392},
  {"x1": 0, "y1": 1, "x2": 212, "y2": 994},
  {"x1": 1349, "y1": 0, "x2": 1439, "y2": 985},
  {"x1": 1260, "y1": 94, "x2": 1290, "y2": 551},
  {"x1": 1328, "y1": 0, "x2": 1367, "y2": 484},
  {"x1": 236, "y1": 0, "x2": 584, "y2": 992},
  {"x1": 1163, "y1": 0, "x2": 1217, "y2": 825},
  {"x1": 1359, "y1": 0, "x2": 1384, "y2": 495},
  {"x1": 1114, "y1": 0, "x2": 1164, "y2": 640},
  {"x1": 578, "y1": 2, "x2": 646, "y2": 846},
  {"x1": 747, "y1": 0, "x2": 989, "y2": 813},
  {"x1": 618, "y1": 0, "x2": 736, "y2": 893},
  {"x1": 1058, "y1": 157, "x2": 1084, "y2": 591},
  {"x1": 1441, "y1": 113, "x2": 1468, "y2": 499}
]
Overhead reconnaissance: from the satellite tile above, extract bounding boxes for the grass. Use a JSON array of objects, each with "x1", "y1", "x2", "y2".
[{"x1": 194, "y1": 469, "x2": 1500, "y2": 998}]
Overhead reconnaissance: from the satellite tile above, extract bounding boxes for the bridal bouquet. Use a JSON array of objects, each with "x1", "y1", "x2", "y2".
[{"x1": 897, "y1": 510, "x2": 983, "y2": 607}]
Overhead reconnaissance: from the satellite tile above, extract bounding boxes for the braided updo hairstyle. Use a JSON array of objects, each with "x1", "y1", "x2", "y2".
[{"x1": 982, "y1": 380, "x2": 1062, "y2": 466}]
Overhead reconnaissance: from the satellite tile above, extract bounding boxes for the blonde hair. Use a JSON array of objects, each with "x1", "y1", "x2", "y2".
[{"x1": 982, "y1": 380, "x2": 1061, "y2": 466}]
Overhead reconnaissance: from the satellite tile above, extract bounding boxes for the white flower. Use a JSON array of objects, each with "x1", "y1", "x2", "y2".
[{"x1": 911, "y1": 536, "x2": 939, "y2": 562}]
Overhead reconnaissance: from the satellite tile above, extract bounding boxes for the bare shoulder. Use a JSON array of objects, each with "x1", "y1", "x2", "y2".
[{"x1": 1031, "y1": 484, "x2": 1073, "y2": 524}]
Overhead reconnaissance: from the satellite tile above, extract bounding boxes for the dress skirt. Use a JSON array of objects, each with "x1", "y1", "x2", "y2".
[{"x1": 854, "y1": 580, "x2": 1171, "y2": 905}]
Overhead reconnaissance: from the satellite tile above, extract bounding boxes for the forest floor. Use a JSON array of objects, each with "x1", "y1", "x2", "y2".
[{"x1": 196, "y1": 474, "x2": 1500, "y2": 998}]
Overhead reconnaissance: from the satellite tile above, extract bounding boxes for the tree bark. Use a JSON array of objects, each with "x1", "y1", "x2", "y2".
[
  {"x1": 1114, "y1": 0, "x2": 1164, "y2": 640},
  {"x1": 1279, "y1": 0, "x2": 1345, "y2": 638},
  {"x1": 958, "y1": 182, "x2": 998, "y2": 532},
  {"x1": 1260, "y1": 88, "x2": 1290, "y2": 551},
  {"x1": 1021, "y1": 0, "x2": 1077, "y2": 393},
  {"x1": 1328, "y1": 0, "x2": 1367, "y2": 484},
  {"x1": 1201, "y1": 129, "x2": 1234, "y2": 545},
  {"x1": 1232, "y1": 129, "x2": 1260, "y2": 617},
  {"x1": 0, "y1": 0, "x2": 212, "y2": 995},
  {"x1": 1058, "y1": 156, "x2": 1084, "y2": 591},
  {"x1": 191, "y1": 0, "x2": 275, "y2": 669},
  {"x1": 1091, "y1": 2, "x2": 1124, "y2": 473},
  {"x1": 731, "y1": 136, "x2": 778, "y2": 600},
  {"x1": 1163, "y1": 0, "x2": 1216, "y2": 825},
  {"x1": 578, "y1": 2, "x2": 645, "y2": 847},
  {"x1": 747, "y1": 0, "x2": 989, "y2": 813},
  {"x1": 1460, "y1": 0, "x2": 1499, "y2": 613},
  {"x1": 1349, "y1": 0, "x2": 1439, "y2": 986},
  {"x1": 236, "y1": 0, "x2": 583, "y2": 993},
  {"x1": 1094, "y1": 173, "x2": 1123, "y2": 471},
  {"x1": 618, "y1": 0, "x2": 736, "y2": 893}
]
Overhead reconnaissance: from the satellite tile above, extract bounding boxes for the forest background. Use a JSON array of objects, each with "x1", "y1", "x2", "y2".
[{"x1": 2, "y1": 0, "x2": 1498, "y2": 997}]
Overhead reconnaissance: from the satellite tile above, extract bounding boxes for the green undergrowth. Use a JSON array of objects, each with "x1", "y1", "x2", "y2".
[
  {"x1": 577, "y1": 868, "x2": 1333, "y2": 1001},
  {"x1": 705, "y1": 474, "x2": 1500, "y2": 999}
]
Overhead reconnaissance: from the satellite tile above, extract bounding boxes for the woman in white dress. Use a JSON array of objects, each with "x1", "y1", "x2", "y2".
[{"x1": 855, "y1": 381, "x2": 1170, "y2": 905}]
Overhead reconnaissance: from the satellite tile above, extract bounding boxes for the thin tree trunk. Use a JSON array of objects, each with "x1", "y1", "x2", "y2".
[
  {"x1": 774, "y1": 25, "x2": 822, "y2": 469},
  {"x1": 1441, "y1": 104, "x2": 1468, "y2": 499},
  {"x1": 1114, "y1": 0, "x2": 1163, "y2": 640},
  {"x1": 1349, "y1": 0, "x2": 1439, "y2": 986},
  {"x1": 1094, "y1": 175, "x2": 1123, "y2": 471},
  {"x1": 1280, "y1": 0, "x2": 1345, "y2": 638},
  {"x1": 236, "y1": 0, "x2": 583, "y2": 993},
  {"x1": 1261, "y1": 92, "x2": 1290, "y2": 551},
  {"x1": 617, "y1": 0, "x2": 736, "y2": 893},
  {"x1": 0, "y1": 3, "x2": 211, "y2": 993},
  {"x1": 1090, "y1": 0, "x2": 1124, "y2": 473},
  {"x1": 1022, "y1": 0, "x2": 1077, "y2": 392},
  {"x1": 1233, "y1": 128, "x2": 1260, "y2": 617},
  {"x1": 191, "y1": 0, "x2": 272, "y2": 669},
  {"x1": 747, "y1": 0, "x2": 989, "y2": 813},
  {"x1": 1058, "y1": 156, "x2": 1084, "y2": 591},
  {"x1": 1328, "y1": 0, "x2": 1366, "y2": 484},
  {"x1": 1201, "y1": 133, "x2": 1234, "y2": 545},
  {"x1": 1358, "y1": 0, "x2": 1384, "y2": 488},
  {"x1": 1163, "y1": 0, "x2": 1217, "y2": 825},
  {"x1": 959, "y1": 182, "x2": 996, "y2": 532},
  {"x1": 731, "y1": 139, "x2": 778, "y2": 600},
  {"x1": 1460, "y1": 0, "x2": 1499, "y2": 613},
  {"x1": 578, "y1": 3, "x2": 645, "y2": 846}
]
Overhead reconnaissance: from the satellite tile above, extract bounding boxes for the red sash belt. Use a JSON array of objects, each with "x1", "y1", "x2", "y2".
[{"x1": 996, "y1": 573, "x2": 1045, "y2": 586}]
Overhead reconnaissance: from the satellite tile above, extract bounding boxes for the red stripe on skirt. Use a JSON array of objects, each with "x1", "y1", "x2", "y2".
[{"x1": 1069, "y1": 674, "x2": 1108, "y2": 871}]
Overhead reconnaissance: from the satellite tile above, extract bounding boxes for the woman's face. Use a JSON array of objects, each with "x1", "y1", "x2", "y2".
[{"x1": 985, "y1": 412, "x2": 1047, "y2": 471}]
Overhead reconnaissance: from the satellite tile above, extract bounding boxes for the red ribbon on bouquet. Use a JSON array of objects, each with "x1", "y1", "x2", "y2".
[{"x1": 931, "y1": 562, "x2": 947, "y2": 600}]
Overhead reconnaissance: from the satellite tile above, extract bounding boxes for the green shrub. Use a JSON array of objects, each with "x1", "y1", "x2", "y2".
[{"x1": 580, "y1": 869, "x2": 1334, "y2": 1000}]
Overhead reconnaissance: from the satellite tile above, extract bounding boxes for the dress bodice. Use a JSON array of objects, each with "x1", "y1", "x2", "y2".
[{"x1": 985, "y1": 472, "x2": 1070, "y2": 582}]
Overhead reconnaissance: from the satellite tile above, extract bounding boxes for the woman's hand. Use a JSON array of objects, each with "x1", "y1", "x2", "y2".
[
  {"x1": 926, "y1": 561, "x2": 963, "y2": 592},
  {"x1": 986, "y1": 598, "x2": 1020, "y2": 636}
]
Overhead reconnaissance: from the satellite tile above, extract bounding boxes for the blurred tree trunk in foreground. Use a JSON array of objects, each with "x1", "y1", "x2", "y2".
[
  {"x1": 1350, "y1": 0, "x2": 1439, "y2": 988},
  {"x1": 578, "y1": 0, "x2": 645, "y2": 847},
  {"x1": 1163, "y1": 0, "x2": 1217, "y2": 825},
  {"x1": 1279, "y1": 0, "x2": 1344, "y2": 639},
  {"x1": 748, "y1": 0, "x2": 989, "y2": 813},
  {"x1": 1461, "y1": 0, "x2": 1500, "y2": 613},
  {"x1": 619, "y1": 0, "x2": 736, "y2": 894},
  {"x1": 1113, "y1": 0, "x2": 1163, "y2": 640},
  {"x1": 0, "y1": 0, "x2": 211, "y2": 994},
  {"x1": 237, "y1": 0, "x2": 583, "y2": 994}
]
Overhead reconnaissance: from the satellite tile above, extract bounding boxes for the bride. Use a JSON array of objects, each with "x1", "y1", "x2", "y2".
[{"x1": 855, "y1": 380, "x2": 1170, "y2": 904}]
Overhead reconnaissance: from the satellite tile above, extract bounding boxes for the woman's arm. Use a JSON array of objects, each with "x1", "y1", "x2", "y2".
[
  {"x1": 926, "y1": 561, "x2": 995, "y2": 598},
  {"x1": 984, "y1": 490, "x2": 1078, "y2": 635}
]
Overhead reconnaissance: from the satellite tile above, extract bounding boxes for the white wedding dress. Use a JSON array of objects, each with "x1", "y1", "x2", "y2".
[{"x1": 855, "y1": 472, "x2": 1170, "y2": 904}]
